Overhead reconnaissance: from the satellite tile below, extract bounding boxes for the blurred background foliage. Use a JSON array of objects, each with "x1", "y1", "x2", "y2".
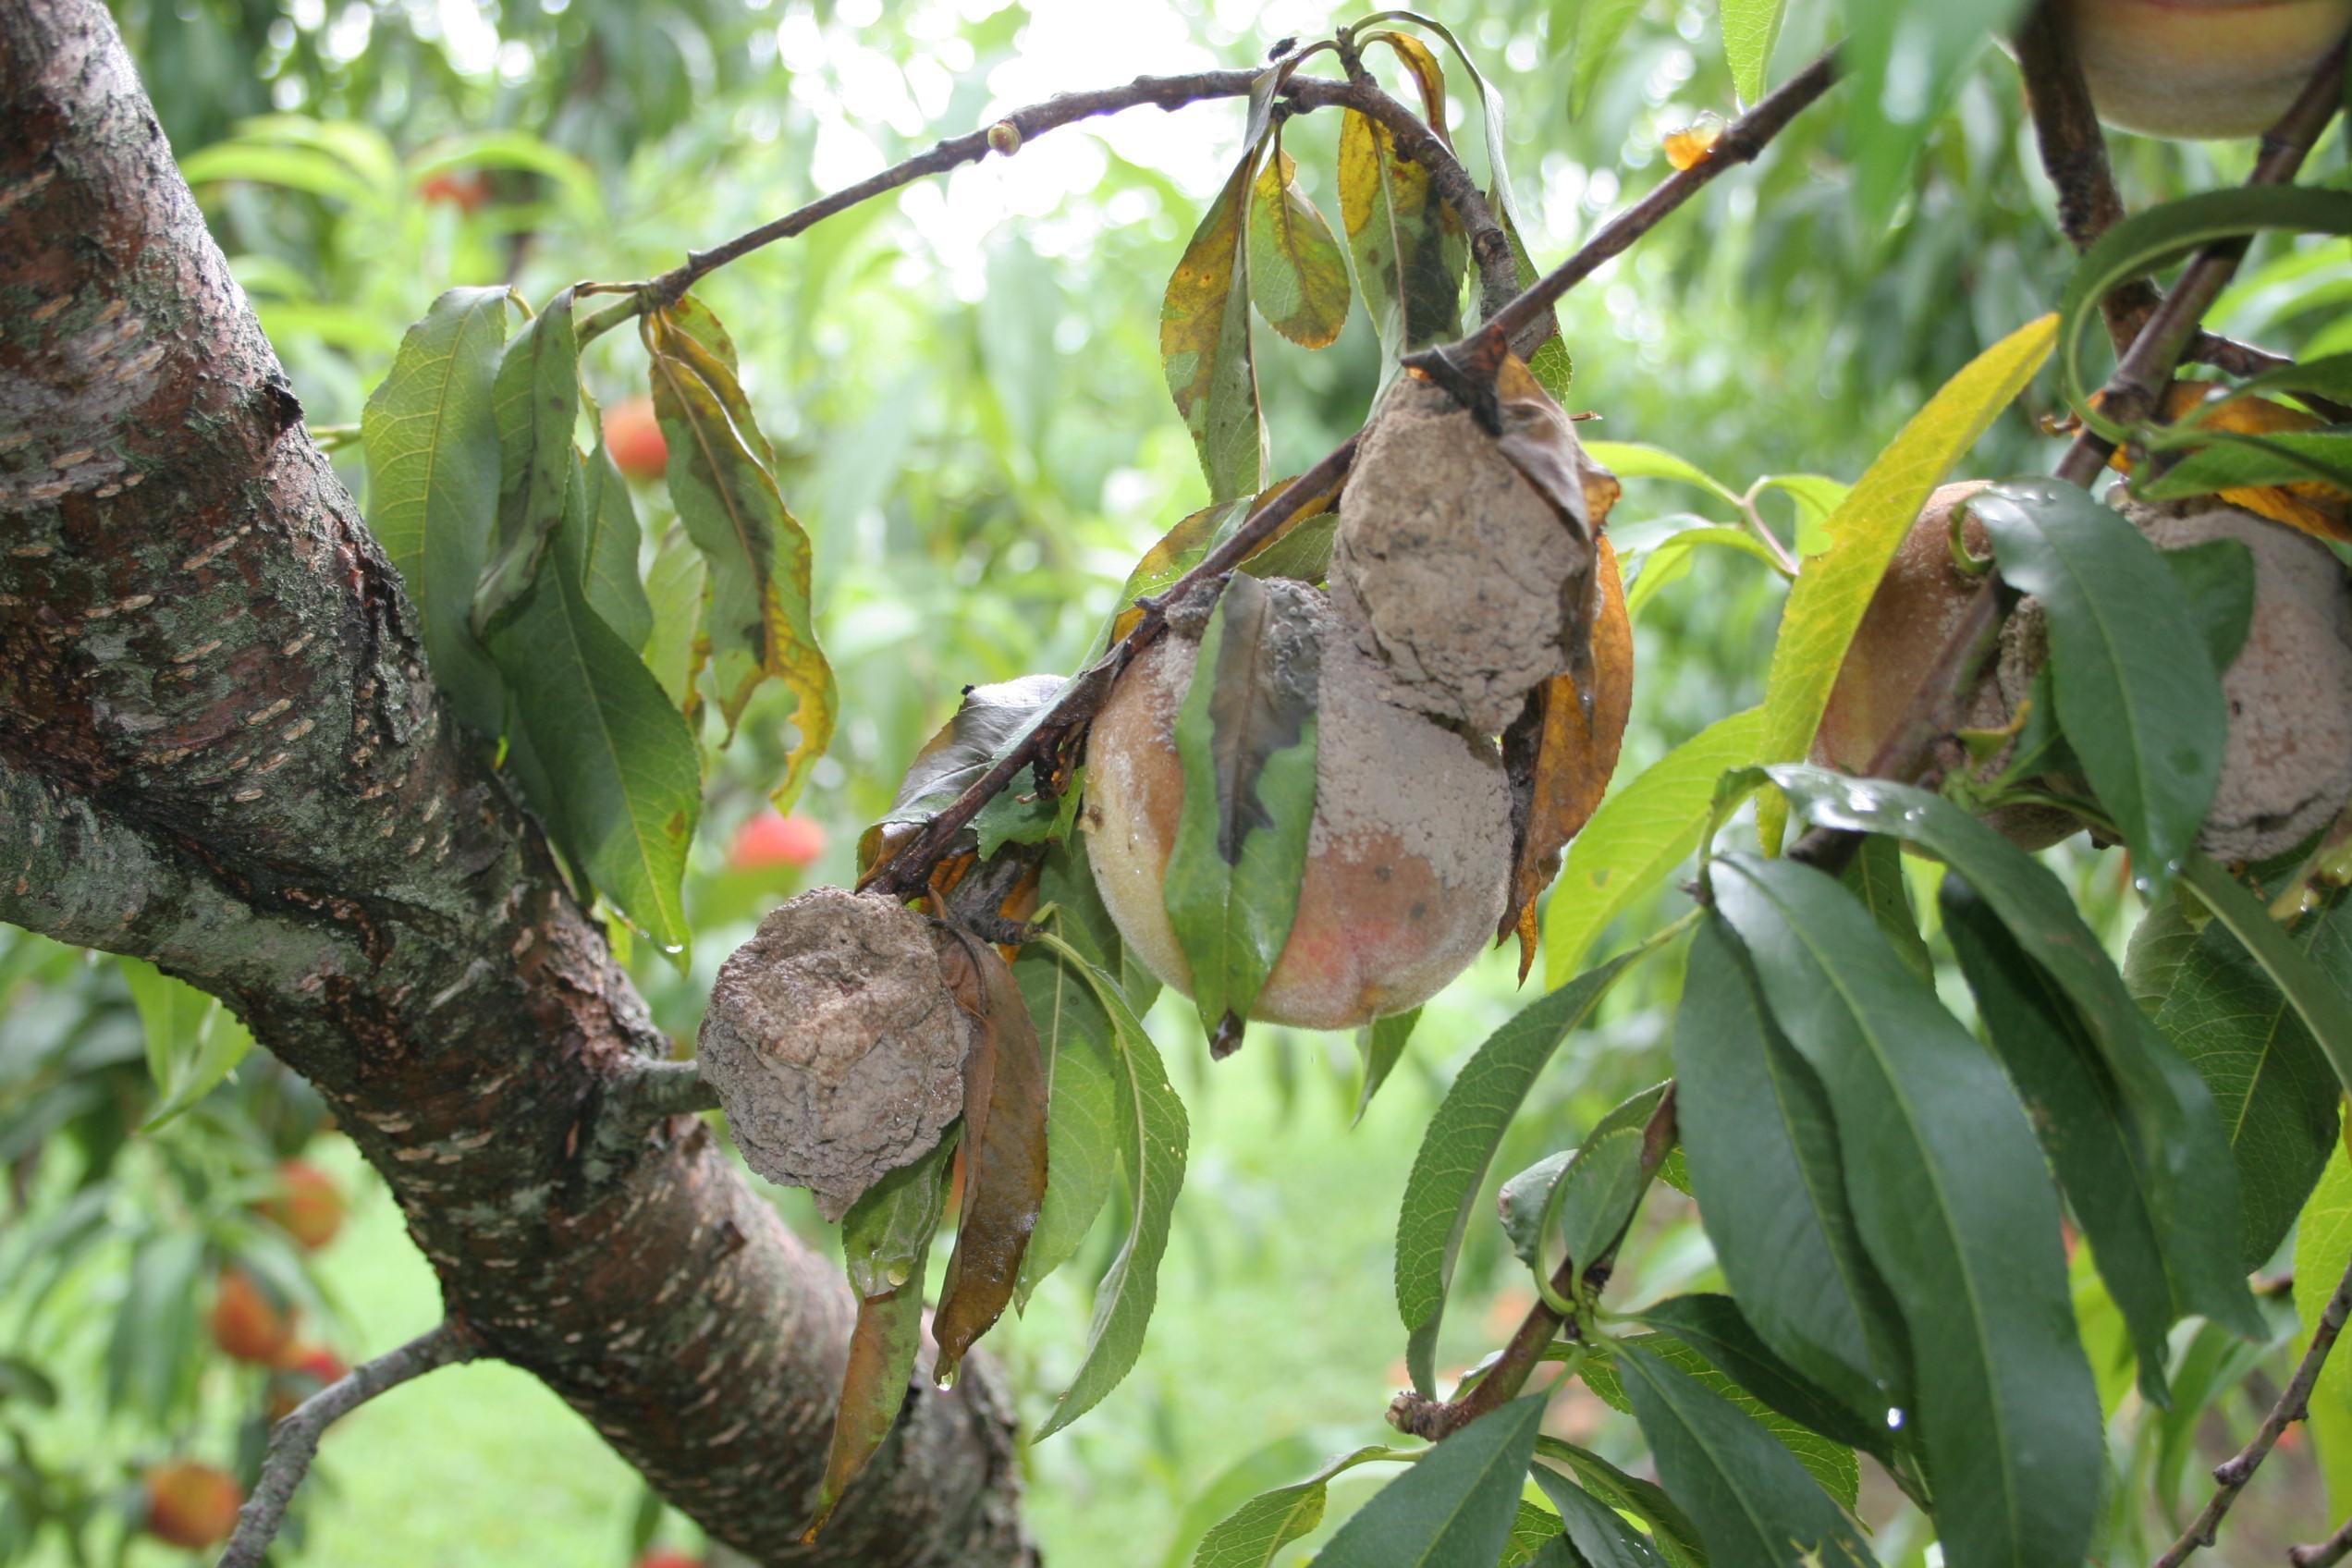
[{"x1": 6, "y1": 0, "x2": 2347, "y2": 1562}]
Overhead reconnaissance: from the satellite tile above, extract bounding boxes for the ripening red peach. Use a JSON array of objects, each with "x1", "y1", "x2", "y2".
[
  {"x1": 256, "y1": 1158, "x2": 345, "y2": 1251},
  {"x1": 209, "y1": 1268, "x2": 296, "y2": 1366},
  {"x1": 730, "y1": 811, "x2": 827, "y2": 871},
  {"x1": 606, "y1": 396, "x2": 669, "y2": 483},
  {"x1": 265, "y1": 1345, "x2": 349, "y2": 1422},
  {"x1": 142, "y1": 1462, "x2": 243, "y2": 1550},
  {"x1": 416, "y1": 168, "x2": 492, "y2": 214}
]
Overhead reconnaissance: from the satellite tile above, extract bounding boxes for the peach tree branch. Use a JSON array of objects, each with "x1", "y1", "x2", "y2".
[{"x1": 217, "y1": 1323, "x2": 480, "y2": 1568}]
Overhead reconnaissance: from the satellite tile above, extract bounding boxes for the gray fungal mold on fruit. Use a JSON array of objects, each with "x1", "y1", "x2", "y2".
[
  {"x1": 1083, "y1": 578, "x2": 1511, "y2": 1031},
  {"x1": 1330, "y1": 374, "x2": 1616, "y2": 736},
  {"x1": 2124, "y1": 498, "x2": 2352, "y2": 863},
  {"x1": 697, "y1": 885, "x2": 970, "y2": 1219}
]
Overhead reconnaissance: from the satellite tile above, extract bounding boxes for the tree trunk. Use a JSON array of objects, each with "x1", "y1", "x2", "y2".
[{"x1": 0, "y1": 6, "x2": 1032, "y2": 1563}]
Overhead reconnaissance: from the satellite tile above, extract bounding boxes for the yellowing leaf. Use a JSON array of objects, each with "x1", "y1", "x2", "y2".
[
  {"x1": 1340, "y1": 107, "x2": 1464, "y2": 364},
  {"x1": 2128, "y1": 386, "x2": 2352, "y2": 544},
  {"x1": 1105, "y1": 471, "x2": 1344, "y2": 647},
  {"x1": 1756, "y1": 313, "x2": 2055, "y2": 849},
  {"x1": 1247, "y1": 143, "x2": 1350, "y2": 349},
  {"x1": 1163, "y1": 152, "x2": 1267, "y2": 501},
  {"x1": 1542, "y1": 706, "x2": 1768, "y2": 989},
  {"x1": 1662, "y1": 122, "x2": 1722, "y2": 171},
  {"x1": 643, "y1": 300, "x2": 835, "y2": 803}
]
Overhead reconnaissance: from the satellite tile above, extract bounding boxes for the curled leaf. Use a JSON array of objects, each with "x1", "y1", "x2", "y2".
[
  {"x1": 643, "y1": 298, "x2": 835, "y2": 800},
  {"x1": 1247, "y1": 141, "x2": 1350, "y2": 349},
  {"x1": 857, "y1": 674, "x2": 1069, "y2": 884},
  {"x1": 1340, "y1": 105, "x2": 1464, "y2": 363},
  {"x1": 1488, "y1": 355, "x2": 1622, "y2": 700},
  {"x1": 472, "y1": 287, "x2": 580, "y2": 637},
  {"x1": 1164, "y1": 151, "x2": 1268, "y2": 501},
  {"x1": 929, "y1": 928, "x2": 1048, "y2": 1383},
  {"x1": 1500, "y1": 536, "x2": 1632, "y2": 974}
]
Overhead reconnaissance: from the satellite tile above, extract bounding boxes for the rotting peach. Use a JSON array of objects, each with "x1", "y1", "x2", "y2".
[
  {"x1": 2056, "y1": 0, "x2": 2352, "y2": 140},
  {"x1": 1082, "y1": 580, "x2": 1511, "y2": 1031}
]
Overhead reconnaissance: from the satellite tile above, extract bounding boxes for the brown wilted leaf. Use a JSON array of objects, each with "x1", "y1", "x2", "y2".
[
  {"x1": 1500, "y1": 536, "x2": 1633, "y2": 976},
  {"x1": 2121, "y1": 386, "x2": 2352, "y2": 545},
  {"x1": 928, "y1": 927, "x2": 1048, "y2": 1383},
  {"x1": 805, "y1": 1128, "x2": 959, "y2": 1541},
  {"x1": 855, "y1": 674, "x2": 1068, "y2": 885}
]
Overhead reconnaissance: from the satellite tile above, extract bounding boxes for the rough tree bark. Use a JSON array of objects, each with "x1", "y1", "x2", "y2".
[{"x1": 0, "y1": 6, "x2": 1031, "y2": 1564}]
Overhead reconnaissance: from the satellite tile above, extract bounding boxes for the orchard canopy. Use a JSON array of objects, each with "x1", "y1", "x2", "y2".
[{"x1": 12, "y1": 2, "x2": 2352, "y2": 1566}]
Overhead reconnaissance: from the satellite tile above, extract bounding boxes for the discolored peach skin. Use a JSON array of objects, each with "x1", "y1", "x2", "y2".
[
  {"x1": 1813, "y1": 482, "x2": 2077, "y2": 850},
  {"x1": 1083, "y1": 585, "x2": 1510, "y2": 1031},
  {"x1": 2058, "y1": 0, "x2": 2352, "y2": 140}
]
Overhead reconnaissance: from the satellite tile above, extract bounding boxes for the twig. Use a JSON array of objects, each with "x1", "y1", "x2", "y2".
[
  {"x1": 579, "y1": 67, "x2": 1257, "y2": 344},
  {"x1": 2293, "y1": 1520, "x2": 2352, "y2": 1568},
  {"x1": 1476, "y1": 50, "x2": 1839, "y2": 351},
  {"x1": 580, "y1": 65, "x2": 1511, "y2": 348},
  {"x1": 2012, "y1": 2, "x2": 2158, "y2": 357},
  {"x1": 606, "y1": 1057, "x2": 722, "y2": 1126},
  {"x1": 1390, "y1": 1088, "x2": 1678, "y2": 1441},
  {"x1": 217, "y1": 1323, "x2": 478, "y2": 1568},
  {"x1": 2153, "y1": 1251, "x2": 2352, "y2": 1567},
  {"x1": 2011, "y1": 6, "x2": 2340, "y2": 405},
  {"x1": 2060, "y1": 39, "x2": 2348, "y2": 484}
]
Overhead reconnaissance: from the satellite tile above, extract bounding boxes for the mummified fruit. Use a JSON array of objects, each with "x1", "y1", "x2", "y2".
[
  {"x1": 2056, "y1": 0, "x2": 2352, "y2": 140},
  {"x1": 1331, "y1": 373, "x2": 1620, "y2": 737},
  {"x1": 698, "y1": 886, "x2": 970, "y2": 1219},
  {"x1": 1816, "y1": 484, "x2": 2352, "y2": 863},
  {"x1": 2125, "y1": 496, "x2": 2352, "y2": 861},
  {"x1": 1083, "y1": 582, "x2": 1511, "y2": 1030}
]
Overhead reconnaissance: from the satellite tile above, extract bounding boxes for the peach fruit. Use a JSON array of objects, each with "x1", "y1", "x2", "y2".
[{"x1": 1082, "y1": 580, "x2": 1510, "y2": 1030}]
